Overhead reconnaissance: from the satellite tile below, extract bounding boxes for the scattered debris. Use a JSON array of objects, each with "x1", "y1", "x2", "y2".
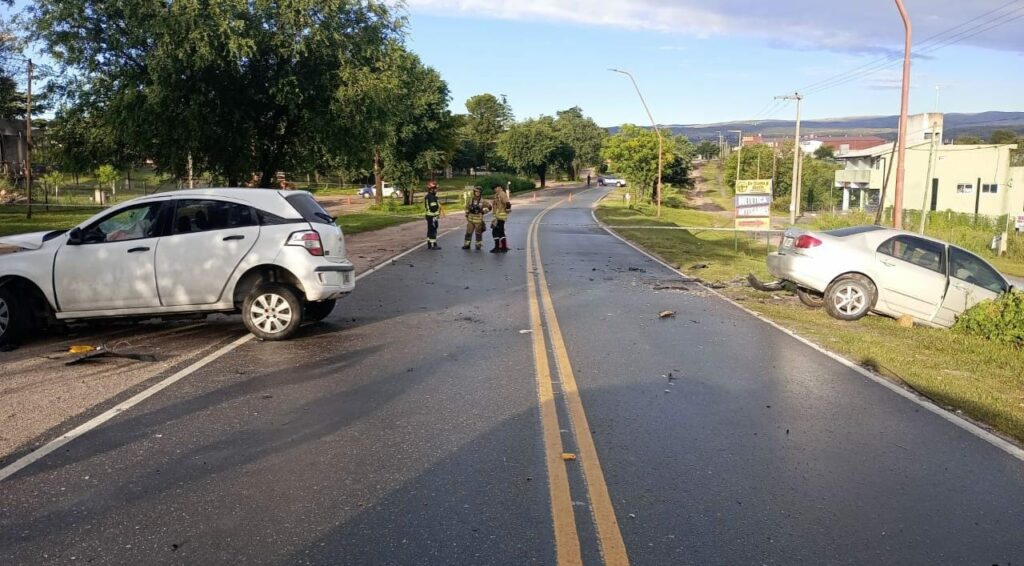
[
  {"x1": 746, "y1": 274, "x2": 787, "y2": 292},
  {"x1": 627, "y1": 266, "x2": 645, "y2": 272},
  {"x1": 68, "y1": 345, "x2": 96, "y2": 354},
  {"x1": 518, "y1": 329, "x2": 533, "y2": 334},
  {"x1": 690, "y1": 263, "x2": 709, "y2": 270},
  {"x1": 898, "y1": 315, "x2": 914, "y2": 328},
  {"x1": 65, "y1": 344, "x2": 157, "y2": 365},
  {"x1": 561, "y1": 453, "x2": 577, "y2": 461},
  {"x1": 658, "y1": 310, "x2": 676, "y2": 319}
]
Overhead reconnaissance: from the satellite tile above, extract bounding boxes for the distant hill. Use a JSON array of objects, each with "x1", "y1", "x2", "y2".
[{"x1": 608, "y1": 111, "x2": 1024, "y2": 142}]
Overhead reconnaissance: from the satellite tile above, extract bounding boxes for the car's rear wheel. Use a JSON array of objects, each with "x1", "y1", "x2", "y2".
[
  {"x1": 824, "y1": 275, "x2": 875, "y2": 321},
  {"x1": 0, "y1": 286, "x2": 24, "y2": 346},
  {"x1": 305, "y1": 299, "x2": 337, "y2": 323},
  {"x1": 796, "y1": 286, "x2": 825, "y2": 309},
  {"x1": 243, "y1": 283, "x2": 304, "y2": 340}
]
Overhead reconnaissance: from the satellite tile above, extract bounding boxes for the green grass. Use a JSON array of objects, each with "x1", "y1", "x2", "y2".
[
  {"x1": 597, "y1": 190, "x2": 1024, "y2": 443},
  {"x1": 0, "y1": 206, "x2": 102, "y2": 237},
  {"x1": 336, "y1": 212, "x2": 418, "y2": 235}
]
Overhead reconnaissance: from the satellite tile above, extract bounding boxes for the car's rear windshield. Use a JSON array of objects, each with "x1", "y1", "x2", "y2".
[
  {"x1": 285, "y1": 193, "x2": 335, "y2": 225},
  {"x1": 824, "y1": 225, "x2": 885, "y2": 238}
]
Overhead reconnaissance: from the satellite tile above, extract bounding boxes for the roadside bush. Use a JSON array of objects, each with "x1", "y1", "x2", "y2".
[
  {"x1": 662, "y1": 195, "x2": 684, "y2": 209},
  {"x1": 953, "y1": 291, "x2": 1024, "y2": 349},
  {"x1": 475, "y1": 174, "x2": 535, "y2": 195},
  {"x1": 771, "y1": 195, "x2": 790, "y2": 213}
]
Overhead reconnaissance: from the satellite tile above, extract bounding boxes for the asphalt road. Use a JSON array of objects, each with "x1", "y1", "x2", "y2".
[{"x1": 2, "y1": 186, "x2": 1023, "y2": 565}]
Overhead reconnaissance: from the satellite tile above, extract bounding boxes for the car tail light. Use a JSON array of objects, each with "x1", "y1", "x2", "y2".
[
  {"x1": 287, "y1": 230, "x2": 324, "y2": 256},
  {"x1": 795, "y1": 235, "x2": 822, "y2": 249}
]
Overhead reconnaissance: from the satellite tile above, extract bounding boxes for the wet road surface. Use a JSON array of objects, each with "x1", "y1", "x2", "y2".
[{"x1": 1, "y1": 187, "x2": 1023, "y2": 565}]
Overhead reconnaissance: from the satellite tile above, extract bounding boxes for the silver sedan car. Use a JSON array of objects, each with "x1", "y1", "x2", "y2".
[{"x1": 767, "y1": 225, "x2": 1013, "y2": 327}]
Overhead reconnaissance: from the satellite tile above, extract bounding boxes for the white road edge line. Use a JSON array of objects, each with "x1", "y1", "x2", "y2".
[
  {"x1": 588, "y1": 201, "x2": 1024, "y2": 463},
  {"x1": 0, "y1": 236, "x2": 444, "y2": 482}
]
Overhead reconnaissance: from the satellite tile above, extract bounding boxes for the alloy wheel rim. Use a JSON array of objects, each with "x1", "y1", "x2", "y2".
[
  {"x1": 834, "y1": 285, "x2": 866, "y2": 315},
  {"x1": 0, "y1": 297, "x2": 8, "y2": 336},
  {"x1": 250, "y1": 293, "x2": 293, "y2": 334}
]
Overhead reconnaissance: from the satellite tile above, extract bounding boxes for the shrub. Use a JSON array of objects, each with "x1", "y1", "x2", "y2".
[
  {"x1": 662, "y1": 195, "x2": 684, "y2": 209},
  {"x1": 953, "y1": 291, "x2": 1024, "y2": 349},
  {"x1": 475, "y1": 174, "x2": 535, "y2": 195},
  {"x1": 771, "y1": 195, "x2": 790, "y2": 213}
]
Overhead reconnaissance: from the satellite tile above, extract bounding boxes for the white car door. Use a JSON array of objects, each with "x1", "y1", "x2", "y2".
[
  {"x1": 54, "y1": 201, "x2": 166, "y2": 312},
  {"x1": 873, "y1": 235, "x2": 948, "y2": 320},
  {"x1": 155, "y1": 199, "x2": 260, "y2": 306},
  {"x1": 935, "y1": 247, "x2": 1009, "y2": 327}
]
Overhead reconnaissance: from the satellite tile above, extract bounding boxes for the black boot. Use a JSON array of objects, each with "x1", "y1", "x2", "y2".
[
  {"x1": 490, "y1": 239, "x2": 501, "y2": 253},
  {"x1": 462, "y1": 240, "x2": 471, "y2": 250}
]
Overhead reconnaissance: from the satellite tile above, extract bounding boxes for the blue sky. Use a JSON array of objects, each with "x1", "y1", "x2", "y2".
[{"x1": 403, "y1": 0, "x2": 1024, "y2": 126}]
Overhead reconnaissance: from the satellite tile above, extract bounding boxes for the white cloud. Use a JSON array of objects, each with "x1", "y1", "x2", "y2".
[{"x1": 404, "y1": 0, "x2": 1024, "y2": 55}]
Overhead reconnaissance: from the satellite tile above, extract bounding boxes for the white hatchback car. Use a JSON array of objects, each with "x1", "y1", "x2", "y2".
[
  {"x1": 767, "y1": 225, "x2": 1013, "y2": 327},
  {"x1": 0, "y1": 188, "x2": 355, "y2": 344}
]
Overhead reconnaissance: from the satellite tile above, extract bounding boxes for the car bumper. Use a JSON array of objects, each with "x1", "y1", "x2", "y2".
[
  {"x1": 767, "y1": 252, "x2": 829, "y2": 292},
  {"x1": 307, "y1": 262, "x2": 356, "y2": 301}
]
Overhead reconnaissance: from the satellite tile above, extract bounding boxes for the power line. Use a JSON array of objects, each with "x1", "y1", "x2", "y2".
[
  {"x1": 799, "y1": 3, "x2": 1024, "y2": 96},
  {"x1": 796, "y1": 0, "x2": 1023, "y2": 94}
]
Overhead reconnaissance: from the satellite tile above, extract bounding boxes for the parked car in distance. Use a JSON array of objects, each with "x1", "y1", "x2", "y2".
[
  {"x1": 767, "y1": 225, "x2": 1013, "y2": 327},
  {"x1": 598, "y1": 176, "x2": 627, "y2": 187},
  {"x1": 0, "y1": 188, "x2": 356, "y2": 345},
  {"x1": 358, "y1": 182, "x2": 403, "y2": 199}
]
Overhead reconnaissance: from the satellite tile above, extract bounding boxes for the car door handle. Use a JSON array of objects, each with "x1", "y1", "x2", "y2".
[
  {"x1": 881, "y1": 259, "x2": 896, "y2": 267},
  {"x1": 223, "y1": 235, "x2": 246, "y2": 241},
  {"x1": 127, "y1": 246, "x2": 150, "y2": 253}
]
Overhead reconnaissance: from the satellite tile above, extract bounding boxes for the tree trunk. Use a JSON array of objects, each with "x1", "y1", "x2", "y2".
[
  {"x1": 258, "y1": 168, "x2": 276, "y2": 188},
  {"x1": 373, "y1": 148, "x2": 383, "y2": 205},
  {"x1": 538, "y1": 164, "x2": 547, "y2": 188}
]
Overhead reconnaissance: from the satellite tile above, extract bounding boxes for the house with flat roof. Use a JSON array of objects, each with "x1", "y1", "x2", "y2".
[{"x1": 833, "y1": 113, "x2": 1022, "y2": 220}]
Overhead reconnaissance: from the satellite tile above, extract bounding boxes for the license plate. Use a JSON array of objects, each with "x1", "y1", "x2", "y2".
[{"x1": 782, "y1": 236, "x2": 794, "y2": 248}]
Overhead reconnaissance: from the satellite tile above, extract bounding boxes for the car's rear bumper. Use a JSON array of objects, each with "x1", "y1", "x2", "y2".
[
  {"x1": 305, "y1": 261, "x2": 356, "y2": 301},
  {"x1": 767, "y1": 252, "x2": 829, "y2": 292}
]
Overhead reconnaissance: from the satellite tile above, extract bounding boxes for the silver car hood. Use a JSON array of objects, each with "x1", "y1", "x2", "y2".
[{"x1": 0, "y1": 230, "x2": 60, "y2": 250}]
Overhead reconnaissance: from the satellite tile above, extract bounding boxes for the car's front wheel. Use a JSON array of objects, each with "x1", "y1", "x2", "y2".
[
  {"x1": 305, "y1": 299, "x2": 337, "y2": 323},
  {"x1": 796, "y1": 286, "x2": 825, "y2": 309},
  {"x1": 243, "y1": 283, "x2": 304, "y2": 340},
  {"x1": 0, "y1": 286, "x2": 24, "y2": 347},
  {"x1": 824, "y1": 275, "x2": 875, "y2": 321}
]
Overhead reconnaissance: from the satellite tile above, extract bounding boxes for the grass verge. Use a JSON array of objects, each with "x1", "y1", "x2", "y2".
[
  {"x1": 0, "y1": 206, "x2": 102, "y2": 237},
  {"x1": 596, "y1": 189, "x2": 1024, "y2": 444},
  {"x1": 337, "y1": 212, "x2": 419, "y2": 235}
]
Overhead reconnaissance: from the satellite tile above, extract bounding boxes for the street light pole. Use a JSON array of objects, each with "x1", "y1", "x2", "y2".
[
  {"x1": 893, "y1": 0, "x2": 913, "y2": 229},
  {"x1": 610, "y1": 68, "x2": 663, "y2": 217},
  {"x1": 776, "y1": 93, "x2": 803, "y2": 224}
]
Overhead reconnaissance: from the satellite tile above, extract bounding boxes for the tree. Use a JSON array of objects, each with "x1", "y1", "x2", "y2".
[
  {"x1": 554, "y1": 107, "x2": 606, "y2": 180},
  {"x1": 800, "y1": 156, "x2": 841, "y2": 211},
  {"x1": 695, "y1": 140, "x2": 720, "y2": 160},
  {"x1": 953, "y1": 134, "x2": 984, "y2": 145},
  {"x1": 31, "y1": 0, "x2": 403, "y2": 187},
  {"x1": 496, "y1": 116, "x2": 565, "y2": 187},
  {"x1": 723, "y1": 143, "x2": 794, "y2": 197},
  {"x1": 663, "y1": 136, "x2": 696, "y2": 188},
  {"x1": 464, "y1": 93, "x2": 513, "y2": 168},
  {"x1": 95, "y1": 164, "x2": 119, "y2": 195},
  {"x1": 990, "y1": 129, "x2": 1019, "y2": 144},
  {"x1": 600, "y1": 124, "x2": 678, "y2": 201},
  {"x1": 813, "y1": 145, "x2": 835, "y2": 160}
]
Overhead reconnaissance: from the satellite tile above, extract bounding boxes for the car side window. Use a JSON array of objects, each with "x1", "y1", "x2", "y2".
[
  {"x1": 949, "y1": 248, "x2": 1007, "y2": 294},
  {"x1": 82, "y1": 202, "x2": 165, "y2": 244},
  {"x1": 877, "y1": 235, "x2": 946, "y2": 274},
  {"x1": 172, "y1": 200, "x2": 257, "y2": 234}
]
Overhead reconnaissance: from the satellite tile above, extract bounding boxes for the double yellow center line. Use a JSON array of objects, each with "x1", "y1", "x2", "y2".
[{"x1": 525, "y1": 196, "x2": 629, "y2": 566}]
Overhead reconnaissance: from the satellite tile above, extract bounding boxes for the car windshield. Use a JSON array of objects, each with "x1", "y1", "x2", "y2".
[{"x1": 285, "y1": 192, "x2": 335, "y2": 225}]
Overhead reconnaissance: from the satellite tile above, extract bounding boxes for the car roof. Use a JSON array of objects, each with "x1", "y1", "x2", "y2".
[
  {"x1": 116, "y1": 188, "x2": 305, "y2": 220},
  {"x1": 821, "y1": 226, "x2": 953, "y2": 248}
]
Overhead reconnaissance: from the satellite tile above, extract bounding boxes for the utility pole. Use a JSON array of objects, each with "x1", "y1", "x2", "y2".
[
  {"x1": 25, "y1": 58, "x2": 33, "y2": 220},
  {"x1": 776, "y1": 92, "x2": 803, "y2": 224},
  {"x1": 893, "y1": 0, "x2": 913, "y2": 230},
  {"x1": 728, "y1": 129, "x2": 742, "y2": 188},
  {"x1": 610, "y1": 68, "x2": 663, "y2": 217},
  {"x1": 918, "y1": 120, "x2": 938, "y2": 234}
]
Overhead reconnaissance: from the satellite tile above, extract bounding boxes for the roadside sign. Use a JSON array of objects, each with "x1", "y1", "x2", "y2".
[
  {"x1": 735, "y1": 179, "x2": 773, "y2": 195},
  {"x1": 1015, "y1": 215, "x2": 1024, "y2": 231},
  {"x1": 734, "y1": 179, "x2": 773, "y2": 231}
]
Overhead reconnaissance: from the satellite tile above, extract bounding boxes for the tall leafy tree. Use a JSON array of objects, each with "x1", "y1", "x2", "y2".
[
  {"x1": 694, "y1": 140, "x2": 720, "y2": 160},
  {"x1": 554, "y1": 106, "x2": 606, "y2": 180},
  {"x1": 989, "y1": 129, "x2": 1019, "y2": 144},
  {"x1": 601, "y1": 124, "x2": 683, "y2": 201},
  {"x1": 464, "y1": 93, "x2": 513, "y2": 168},
  {"x1": 31, "y1": 0, "x2": 403, "y2": 187},
  {"x1": 496, "y1": 116, "x2": 566, "y2": 187}
]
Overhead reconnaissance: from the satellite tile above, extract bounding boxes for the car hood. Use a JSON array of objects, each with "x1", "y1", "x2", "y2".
[{"x1": 0, "y1": 230, "x2": 62, "y2": 250}]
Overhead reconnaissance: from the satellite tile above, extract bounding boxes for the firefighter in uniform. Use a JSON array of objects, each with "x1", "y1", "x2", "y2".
[
  {"x1": 489, "y1": 184, "x2": 511, "y2": 253},
  {"x1": 462, "y1": 186, "x2": 490, "y2": 250},
  {"x1": 424, "y1": 180, "x2": 443, "y2": 249}
]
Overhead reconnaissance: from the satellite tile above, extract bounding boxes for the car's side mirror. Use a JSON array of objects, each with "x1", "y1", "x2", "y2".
[{"x1": 66, "y1": 227, "x2": 83, "y2": 246}]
